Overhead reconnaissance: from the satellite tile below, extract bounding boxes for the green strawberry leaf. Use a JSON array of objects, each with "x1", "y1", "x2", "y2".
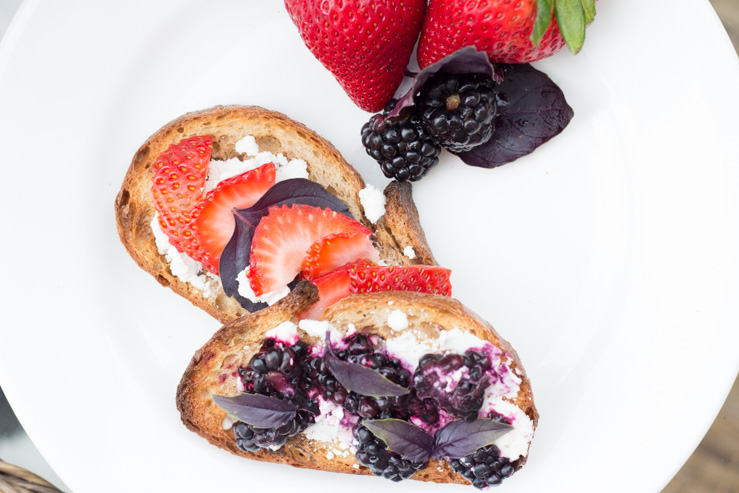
[
  {"x1": 581, "y1": 0, "x2": 596, "y2": 24},
  {"x1": 554, "y1": 0, "x2": 586, "y2": 54},
  {"x1": 531, "y1": 0, "x2": 553, "y2": 48}
]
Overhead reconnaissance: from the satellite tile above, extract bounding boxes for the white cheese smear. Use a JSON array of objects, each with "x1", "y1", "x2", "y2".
[
  {"x1": 358, "y1": 184, "x2": 386, "y2": 223},
  {"x1": 150, "y1": 213, "x2": 221, "y2": 297},
  {"x1": 387, "y1": 309, "x2": 409, "y2": 331},
  {"x1": 403, "y1": 245, "x2": 417, "y2": 259}
]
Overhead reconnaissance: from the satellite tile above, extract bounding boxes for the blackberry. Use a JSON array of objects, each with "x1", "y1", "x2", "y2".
[
  {"x1": 302, "y1": 333, "x2": 413, "y2": 420},
  {"x1": 417, "y1": 73, "x2": 497, "y2": 153},
  {"x1": 354, "y1": 425, "x2": 427, "y2": 481},
  {"x1": 449, "y1": 444, "x2": 515, "y2": 489},
  {"x1": 486, "y1": 410, "x2": 513, "y2": 426},
  {"x1": 232, "y1": 409, "x2": 315, "y2": 453},
  {"x1": 361, "y1": 103, "x2": 441, "y2": 182},
  {"x1": 413, "y1": 349, "x2": 493, "y2": 420},
  {"x1": 240, "y1": 338, "x2": 311, "y2": 404},
  {"x1": 233, "y1": 337, "x2": 316, "y2": 452},
  {"x1": 404, "y1": 396, "x2": 440, "y2": 426}
]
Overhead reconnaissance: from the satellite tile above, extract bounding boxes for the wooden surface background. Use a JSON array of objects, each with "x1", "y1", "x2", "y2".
[
  {"x1": 664, "y1": 375, "x2": 739, "y2": 492},
  {"x1": 663, "y1": 2, "x2": 739, "y2": 491}
]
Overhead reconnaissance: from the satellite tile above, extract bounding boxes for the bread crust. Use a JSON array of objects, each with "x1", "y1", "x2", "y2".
[
  {"x1": 176, "y1": 284, "x2": 538, "y2": 485},
  {"x1": 115, "y1": 105, "x2": 436, "y2": 324},
  {"x1": 375, "y1": 181, "x2": 437, "y2": 266}
]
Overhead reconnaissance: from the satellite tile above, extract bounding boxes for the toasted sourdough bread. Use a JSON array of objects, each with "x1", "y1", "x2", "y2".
[
  {"x1": 176, "y1": 282, "x2": 538, "y2": 485},
  {"x1": 115, "y1": 105, "x2": 436, "y2": 324}
]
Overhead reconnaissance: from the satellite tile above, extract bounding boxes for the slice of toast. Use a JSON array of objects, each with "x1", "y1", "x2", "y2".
[
  {"x1": 176, "y1": 282, "x2": 538, "y2": 486},
  {"x1": 115, "y1": 105, "x2": 436, "y2": 324}
]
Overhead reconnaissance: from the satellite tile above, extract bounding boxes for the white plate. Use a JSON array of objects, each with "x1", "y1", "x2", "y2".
[{"x1": 1, "y1": 0, "x2": 738, "y2": 492}]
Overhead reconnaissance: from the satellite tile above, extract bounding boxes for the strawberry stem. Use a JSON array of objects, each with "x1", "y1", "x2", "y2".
[{"x1": 445, "y1": 94, "x2": 461, "y2": 111}]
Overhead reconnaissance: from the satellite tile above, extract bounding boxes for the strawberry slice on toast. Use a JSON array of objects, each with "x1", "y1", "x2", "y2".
[
  {"x1": 300, "y1": 261, "x2": 452, "y2": 320},
  {"x1": 181, "y1": 162, "x2": 276, "y2": 275},
  {"x1": 150, "y1": 135, "x2": 212, "y2": 251},
  {"x1": 249, "y1": 204, "x2": 373, "y2": 296},
  {"x1": 301, "y1": 233, "x2": 380, "y2": 281}
]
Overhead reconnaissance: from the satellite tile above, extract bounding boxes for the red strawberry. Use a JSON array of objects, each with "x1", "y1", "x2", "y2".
[
  {"x1": 150, "y1": 136, "x2": 212, "y2": 250},
  {"x1": 298, "y1": 259, "x2": 373, "y2": 321},
  {"x1": 284, "y1": 0, "x2": 426, "y2": 112},
  {"x1": 349, "y1": 264, "x2": 452, "y2": 295},
  {"x1": 417, "y1": 0, "x2": 594, "y2": 66},
  {"x1": 249, "y1": 204, "x2": 372, "y2": 296},
  {"x1": 301, "y1": 233, "x2": 380, "y2": 281},
  {"x1": 180, "y1": 162, "x2": 276, "y2": 274},
  {"x1": 299, "y1": 262, "x2": 452, "y2": 320}
]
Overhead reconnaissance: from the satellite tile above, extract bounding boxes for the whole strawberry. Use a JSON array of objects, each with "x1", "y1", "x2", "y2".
[
  {"x1": 417, "y1": 0, "x2": 595, "y2": 66},
  {"x1": 284, "y1": 0, "x2": 426, "y2": 112}
]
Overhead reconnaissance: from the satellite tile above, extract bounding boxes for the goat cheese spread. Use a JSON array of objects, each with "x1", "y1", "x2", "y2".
[
  {"x1": 150, "y1": 213, "x2": 221, "y2": 297},
  {"x1": 358, "y1": 184, "x2": 386, "y2": 223}
]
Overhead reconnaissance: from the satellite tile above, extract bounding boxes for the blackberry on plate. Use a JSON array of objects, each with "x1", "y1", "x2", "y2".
[
  {"x1": 416, "y1": 73, "x2": 497, "y2": 153},
  {"x1": 354, "y1": 425, "x2": 427, "y2": 481},
  {"x1": 449, "y1": 444, "x2": 515, "y2": 489},
  {"x1": 413, "y1": 349, "x2": 493, "y2": 420},
  {"x1": 361, "y1": 102, "x2": 441, "y2": 182}
]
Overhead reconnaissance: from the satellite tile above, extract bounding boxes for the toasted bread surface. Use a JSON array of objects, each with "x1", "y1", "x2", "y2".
[
  {"x1": 177, "y1": 284, "x2": 537, "y2": 485},
  {"x1": 115, "y1": 105, "x2": 436, "y2": 323}
]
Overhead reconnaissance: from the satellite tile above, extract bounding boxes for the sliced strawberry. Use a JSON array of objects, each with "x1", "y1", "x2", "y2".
[
  {"x1": 301, "y1": 233, "x2": 380, "y2": 281},
  {"x1": 180, "y1": 162, "x2": 276, "y2": 274},
  {"x1": 151, "y1": 135, "x2": 212, "y2": 251},
  {"x1": 249, "y1": 205, "x2": 371, "y2": 296},
  {"x1": 349, "y1": 264, "x2": 452, "y2": 296},
  {"x1": 298, "y1": 259, "x2": 375, "y2": 321},
  {"x1": 299, "y1": 263, "x2": 452, "y2": 320}
]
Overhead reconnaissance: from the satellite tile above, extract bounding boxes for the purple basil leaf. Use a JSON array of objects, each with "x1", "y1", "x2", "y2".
[
  {"x1": 220, "y1": 178, "x2": 353, "y2": 310},
  {"x1": 325, "y1": 351, "x2": 410, "y2": 397},
  {"x1": 457, "y1": 63, "x2": 574, "y2": 168},
  {"x1": 389, "y1": 46, "x2": 499, "y2": 119},
  {"x1": 219, "y1": 218, "x2": 267, "y2": 311},
  {"x1": 323, "y1": 335, "x2": 410, "y2": 398},
  {"x1": 363, "y1": 419, "x2": 435, "y2": 463},
  {"x1": 212, "y1": 393, "x2": 297, "y2": 429},
  {"x1": 433, "y1": 418, "x2": 514, "y2": 459},
  {"x1": 242, "y1": 178, "x2": 353, "y2": 219}
]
